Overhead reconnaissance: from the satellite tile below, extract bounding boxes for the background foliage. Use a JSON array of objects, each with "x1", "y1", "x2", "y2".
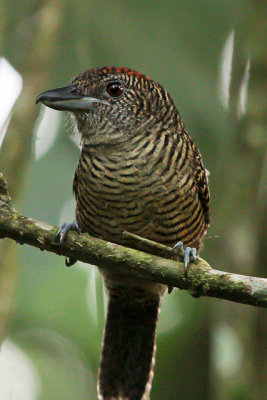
[{"x1": 0, "y1": 1, "x2": 266, "y2": 399}]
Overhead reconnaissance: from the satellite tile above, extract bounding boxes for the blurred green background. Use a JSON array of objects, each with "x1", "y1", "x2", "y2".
[{"x1": 0, "y1": 1, "x2": 266, "y2": 399}]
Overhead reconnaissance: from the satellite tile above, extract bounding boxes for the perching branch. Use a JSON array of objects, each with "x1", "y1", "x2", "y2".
[{"x1": 0, "y1": 172, "x2": 266, "y2": 308}]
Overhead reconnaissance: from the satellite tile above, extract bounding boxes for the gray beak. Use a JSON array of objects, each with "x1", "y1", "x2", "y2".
[{"x1": 36, "y1": 85, "x2": 108, "y2": 111}]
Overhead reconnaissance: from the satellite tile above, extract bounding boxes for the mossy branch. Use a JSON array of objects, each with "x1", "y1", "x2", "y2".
[{"x1": 0, "y1": 172, "x2": 266, "y2": 308}]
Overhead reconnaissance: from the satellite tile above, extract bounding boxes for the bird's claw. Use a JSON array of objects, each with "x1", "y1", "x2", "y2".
[
  {"x1": 168, "y1": 286, "x2": 173, "y2": 294},
  {"x1": 172, "y1": 241, "x2": 197, "y2": 277},
  {"x1": 55, "y1": 220, "x2": 80, "y2": 267},
  {"x1": 172, "y1": 241, "x2": 184, "y2": 253},
  {"x1": 184, "y1": 246, "x2": 197, "y2": 276},
  {"x1": 55, "y1": 220, "x2": 80, "y2": 243},
  {"x1": 65, "y1": 256, "x2": 77, "y2": 267}
]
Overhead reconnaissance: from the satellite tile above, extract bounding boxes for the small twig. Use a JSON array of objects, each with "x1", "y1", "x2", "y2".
[
  {"x1": 123, "y1": 231, "x2": 180, "y2": 259},
  {"x1": 123, "y1": 231, "x2": 203, "y2": 265}
]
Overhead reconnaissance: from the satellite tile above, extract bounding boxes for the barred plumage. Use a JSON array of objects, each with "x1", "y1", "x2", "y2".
[
  {"x1": 36, "y1": 66, "x2": 210, "y2": 400},
  {"x1": 74, "y1": 133, "x2": 209, "y2": 250}
]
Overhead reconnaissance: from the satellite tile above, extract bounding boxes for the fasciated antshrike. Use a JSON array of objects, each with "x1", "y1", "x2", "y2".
[{"x1": 36, "y1": 66, "x2": 210, "y2": 400}]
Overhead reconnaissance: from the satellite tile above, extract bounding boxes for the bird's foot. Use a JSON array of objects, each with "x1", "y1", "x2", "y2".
[
  {"x1": 172, "y1": 241, "x2": 197, "y2": 278},
  {"x1": 55, "y1": 220, "x2": 80, "y2": 267},
  {"x1": 56, "y1": 220, "x2": 80, "y2": 243}
]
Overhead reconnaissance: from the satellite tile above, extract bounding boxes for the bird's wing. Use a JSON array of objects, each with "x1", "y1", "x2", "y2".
[{"x1": 191, "y1": 140, "x2": 211, "y2": 228}]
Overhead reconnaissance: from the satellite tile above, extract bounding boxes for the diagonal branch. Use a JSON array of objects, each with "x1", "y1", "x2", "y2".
[{"x1": 0, "y1": 172, "x2": 266, "y2": 308}]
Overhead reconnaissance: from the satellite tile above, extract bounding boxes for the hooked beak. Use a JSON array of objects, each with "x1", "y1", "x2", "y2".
[{"x1": 36, "y1": 85, "x2": 109, "y2": 111}]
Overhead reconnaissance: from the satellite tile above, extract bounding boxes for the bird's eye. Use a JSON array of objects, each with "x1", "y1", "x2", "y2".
[{"x1": 106, "y1": 82, "x2": 124, "y2": 97}]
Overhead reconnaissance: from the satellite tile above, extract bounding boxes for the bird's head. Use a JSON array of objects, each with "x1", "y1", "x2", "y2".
[{"x1": 36, "y1": 66, "x2": 178, "y2": 145}]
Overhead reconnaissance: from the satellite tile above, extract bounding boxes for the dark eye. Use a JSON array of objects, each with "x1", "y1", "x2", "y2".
[{"x1": 106, "y1": 82, "x2": 124, "y2": 97}]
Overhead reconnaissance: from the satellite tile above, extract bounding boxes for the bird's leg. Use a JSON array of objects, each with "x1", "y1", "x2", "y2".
[
  {"x1": 55, "y1": 220, "x2": 80, "y2": 266},
  {"x1": 172, "y1": 241, "x2": 197, "y2": 278}
]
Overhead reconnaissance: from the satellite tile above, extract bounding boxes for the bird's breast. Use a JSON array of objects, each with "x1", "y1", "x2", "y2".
[
  {"x1": 74, "y1": 150, "x2": 160, "y2": 242},
  {"x1": 74, "y1": 143, "x2": 207, "y2": 251}
]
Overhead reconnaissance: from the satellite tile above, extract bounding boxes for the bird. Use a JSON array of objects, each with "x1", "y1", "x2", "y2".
[{"x1": 36, "y1": 66, "x2": 210, "y2": 400}]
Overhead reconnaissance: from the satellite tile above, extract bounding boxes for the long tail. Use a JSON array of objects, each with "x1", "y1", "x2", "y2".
[{"x1": 98, "y1": 285, "x2": 162, "y2": 400}]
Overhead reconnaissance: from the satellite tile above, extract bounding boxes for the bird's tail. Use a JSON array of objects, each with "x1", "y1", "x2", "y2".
[{"x1": 97, "y1": 284, "x2": 162, "y2": 400}]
